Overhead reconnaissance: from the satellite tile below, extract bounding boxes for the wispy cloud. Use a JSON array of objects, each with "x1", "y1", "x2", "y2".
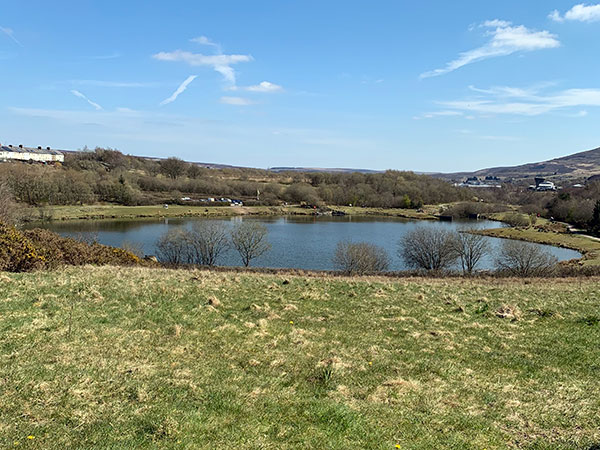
[
  {"x1": 550, "y1": 3, "x2": 600, "y2": 22},
  {"x1": 70, "y1": 90, "x2": 103, "y2": 110},
  {"x1": 219, "y1": 96, "x2": 255, "y2": 106},
  {"x1": 190, "y1": 36, "x2": 222, "y2": 52},
  {"x1": 153, "y1": 46, "x2": 252, "y2": 84},
  {"x1": 0, "y1": 26, "x2": 23, "y2": 46},
  {"x1": 160, "y1": 75, "x2": 198, "y2": 105},
  {"x1": 436, "y1": 84, "x2": 600, "y2": 116},
  {"x1": 420, "y1": 21, "x2": 560, "y2": 78},
  {"x1": 414, "y1": 110, "x2": 464, "y2": 120},
  {"x1": 229, "y1": 81, "x2": 284, "y2": 93},
  {"x1": 71, "y1": 80, "x2": 161, "y2": 88}
]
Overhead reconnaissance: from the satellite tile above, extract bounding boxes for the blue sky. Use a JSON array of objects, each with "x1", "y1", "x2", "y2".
[{"x1": 1, "y1": 1, "x2": 600, "y2": 171}]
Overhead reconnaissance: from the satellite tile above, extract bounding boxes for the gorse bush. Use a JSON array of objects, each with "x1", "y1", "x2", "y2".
[
  {"x1": 0, "y1": 222, "x2": 150, "y2": 272},
  {"x1": 0, "y1": 223, "x2": 46, "y2": 272}
]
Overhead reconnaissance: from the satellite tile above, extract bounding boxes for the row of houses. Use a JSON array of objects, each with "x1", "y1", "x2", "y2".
[{"x1": 0, "y1": 144, "x2": 64, "y2": 163}]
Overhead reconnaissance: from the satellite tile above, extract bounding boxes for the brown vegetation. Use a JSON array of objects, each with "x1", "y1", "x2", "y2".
[
  {"x1": 332, "y1": 241, "x2": 390, "y2": 274},
  {"x1": 0, "y1": 222, "x2": 152, "y2": 272}
]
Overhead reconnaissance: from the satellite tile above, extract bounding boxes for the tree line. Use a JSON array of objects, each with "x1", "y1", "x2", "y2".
[
  {"x1": 1, "y1": 146, "x2": 599, "y2": 235},
  {"x1": 0, "y1": 147, "x2": 471, "y2": 209}
]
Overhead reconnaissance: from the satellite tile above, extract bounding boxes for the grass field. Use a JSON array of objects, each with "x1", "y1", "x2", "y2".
[
  {"x1": 32, "y1": 204, "x2": 437, "y2": 222},
  {"x1": 1, "y1": 266, "x2": 599, "y2": 448}
]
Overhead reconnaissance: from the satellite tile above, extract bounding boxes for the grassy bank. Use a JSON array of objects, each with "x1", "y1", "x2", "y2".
[
  {"x1": 475, "y1": 226, "x2": 600, "y2": 266},
  {"x1": 31, "y1": 204, "x2": 438, "y2": 222},
  {"x1": 1, "y1": 266, "x2": 599, "y2": 448}
]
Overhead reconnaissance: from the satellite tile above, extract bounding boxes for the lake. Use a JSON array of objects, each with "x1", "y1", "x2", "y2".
[{"x1": 35, "y1": 216, "x2": 582, "y2": 271}]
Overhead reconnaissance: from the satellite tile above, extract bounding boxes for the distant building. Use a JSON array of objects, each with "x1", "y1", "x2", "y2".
[
  {"x1": 531, "y1": 177, "x2": 557, "y2": 192},
  {"x1": 455, "y1": 176, "x2": 501, "y2": 188},
  {"x1": 0, "y1": 144, "x2": 64, "y2": 163}
]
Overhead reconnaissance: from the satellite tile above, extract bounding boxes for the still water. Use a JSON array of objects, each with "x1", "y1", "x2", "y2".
[{"x1": 37, "y1": 216, "x2": 581, "y2": 271}]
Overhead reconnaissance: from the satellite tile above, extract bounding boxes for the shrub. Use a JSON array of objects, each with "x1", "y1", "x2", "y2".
[
  {"x1": 0, "y1": 223, "x2": 46, "y2": 272},
  {"x1": 452, "y1": 230, "x2": 490, "y2": 274},
  {"x1": 495, "y1": 240, "x2": 558, "y2": 277},
  {"x1": 0, "y1": 223, "x2": 145, "y2": 272},
  {"x1": 231, "y1": 222, "x2": 271, "y2": 267},
  {"x1": 333, "y1": 241, "x2": 390, "y2": 275},
  {"x1": 187, "y1": 222, "x2": 230, "y2": 266},
  {"x1": 23, "y1": 228, "x2": 142, "y2": 268},
  {"x1": 398, "y1": 227, "x2": 458, "y2": 271},
  {"x1": 503, "y1": 212, "x2": 530, "y2": 228},
  {"x1": 155, "y1": 229, "x2": 190, "y2": 265}
]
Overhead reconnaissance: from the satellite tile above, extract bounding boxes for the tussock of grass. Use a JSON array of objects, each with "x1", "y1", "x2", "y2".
[{"x1": 1, "y1": 267, "x2": 600, "y2": 448}]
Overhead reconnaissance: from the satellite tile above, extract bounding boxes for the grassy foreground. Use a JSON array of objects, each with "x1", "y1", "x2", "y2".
[
  {"x1": 1, "y1": 267, "x2": 599, "y2": 449},
  {"x1": 33, "y1": 204, "x2": 437, "y2": 222}
]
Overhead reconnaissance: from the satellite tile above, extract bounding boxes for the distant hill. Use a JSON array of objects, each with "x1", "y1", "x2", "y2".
[
  {"x1": 437, "y1": 146, "x2": 600, "y2": 182},
  {"x1": 268, "y1": 166, "x2": 381, "y2": 174}
]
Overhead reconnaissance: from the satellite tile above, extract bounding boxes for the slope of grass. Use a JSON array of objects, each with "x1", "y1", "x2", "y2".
[
  {"x1": 1, "y1": 267, "x2": 600, "y2": 448},
  {"x1": 33, "y1": 204, "x2": 308, "y2": 221},
  {"x1": 475, "y1": 226, "x2": 600, "y2": 266},
  {"x1": 31, "y1": 204, "x2": 437, "y2": 222}
]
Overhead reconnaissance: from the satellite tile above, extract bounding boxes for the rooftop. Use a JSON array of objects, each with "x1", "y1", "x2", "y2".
[{"x1": 0, "y1": 145, "x2": 64, "y2": 156}]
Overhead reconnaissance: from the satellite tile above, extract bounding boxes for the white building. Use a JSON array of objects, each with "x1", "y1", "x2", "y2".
[{"x1": 0, "y1": 144, "x2": 64, "y2": 163}]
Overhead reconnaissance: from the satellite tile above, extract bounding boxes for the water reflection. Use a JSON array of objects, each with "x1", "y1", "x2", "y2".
[{"x1": 34, "y1": 216, "x2": 582, "y2": 271}]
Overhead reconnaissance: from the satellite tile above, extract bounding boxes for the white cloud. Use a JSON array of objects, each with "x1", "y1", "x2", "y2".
[
  {"x1": 160, "y1": 75, "x2": 198, "y2": 105},
  {"x1": 0, "y1": 26, "x2": 22, "y2": 46},
  {"x1": 550, "y1": 4, "x2": 600, "y2": 22},
  {"x1": 70, "y1": 90, "x2": 103, "y2": 110},
  {"x1": 190, "y1": 36, "x2": 222, "y2": 52},
  {"x1": 219, "y1": 96, "x2": 254, "y2": 106},
  {"x1": 230, "y1": 81, "x2": 284, "y2": 93},
  {"x1": 153, "y1": 49, "x2": 252, "y2": 84},
  {"x1": 420, "y1": 21, "x2": 560, "y2": 78},
  {"x1": 437, "y1": 84, "x2": 600, "y2": 116}
]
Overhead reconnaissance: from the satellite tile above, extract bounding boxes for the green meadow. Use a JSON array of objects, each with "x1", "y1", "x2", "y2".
[{"x1": 1, "y1": 266, "x2": 599, "y2": 449}]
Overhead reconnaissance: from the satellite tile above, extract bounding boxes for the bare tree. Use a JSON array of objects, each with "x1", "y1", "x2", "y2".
[
  {"x1": 0, "y1": 181, "x2": 21, "y2": 225},
  {"x1": 398, "y1": 227, "x2": 458, "y2": 271},
  {"x1": 187, "y1": 221, "x2": 230, "y2": 266},
  {"x1": 231, "y1": 222, "x2": 271, "y2": 267},
  {"x1": 495, "y1": 240, "x2": 558, "y2": 277},
  {"x1": 452, "y1": 229, "x2": 490, "y2": 274},
  {"x1": 333, "y1": 241, "x2": 389, "y2": 275},
  {"x1": 156, "y1": 228, "x2": 189, "y2": 264}
]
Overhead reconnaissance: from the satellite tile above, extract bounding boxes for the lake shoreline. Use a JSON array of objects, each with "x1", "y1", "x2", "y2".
[
  {"x1": 29, "y1": 204, "x2": 440, "y2": 223},
  {"x1": 27, "y1": 204, "x2": 596, "y2": 266},
  {"x1": 32, "y1": 214, "x2": 582, "y2": 271}
]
